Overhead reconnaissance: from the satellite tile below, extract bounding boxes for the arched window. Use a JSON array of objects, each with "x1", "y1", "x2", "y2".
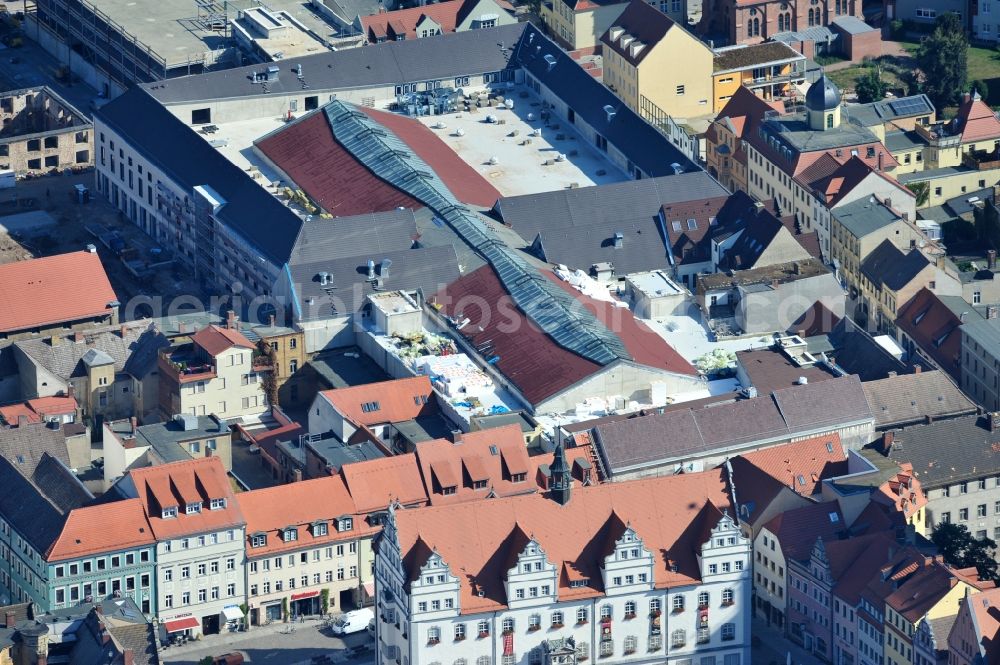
[
  {"x1": 753, "y1": 17, "x2": 761, "y2": 34},
  {"x1": 826, "y1": 113, "x2": 834, "y2": 129},
  {"x1": 778, "y1": 13, "x2": 786, "y2": 30},
  {"x1": 747, "y1": 18, "x2": 754, "y2": 35}
]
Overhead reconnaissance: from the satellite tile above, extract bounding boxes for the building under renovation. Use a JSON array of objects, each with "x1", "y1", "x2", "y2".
[{"x1": 0, "y1": 86, "x2": 92, "y2": 175}]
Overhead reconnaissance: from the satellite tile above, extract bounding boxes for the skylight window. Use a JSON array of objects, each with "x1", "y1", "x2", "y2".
[
  {"x1": 829, "y1": 512, "x2": 839, "y2": 523},
  {"x1": 797, "y1": 475, "x2": 806, "y2": 486},
  {"x1": 687, "y1": 219, "x2": 698, "y2": 230},
  {"x1": 489, "y1": 445, "x2": 499, "y2": 456},
  {"x1": 672, "y1": 221, "x2": 682, "y2": 232},
  {"x1": 360, "y1": 401, "x2": 381, "y2": 413},
  {"x1": 826, "y1": 442, "x2": 834, "y2": 453}
]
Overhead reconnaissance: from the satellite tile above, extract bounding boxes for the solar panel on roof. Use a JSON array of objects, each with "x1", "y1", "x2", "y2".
[{"x1": 889, "y1": 98, "x2": 928, "y2": 117}]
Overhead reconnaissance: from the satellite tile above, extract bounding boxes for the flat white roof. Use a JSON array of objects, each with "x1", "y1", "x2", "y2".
[
  {"x1": 627, "y1": 270, "x2": 685, "y2": 298},
  {"x1": 414, "y1": 86, "x2": 627, "y2": 197}
]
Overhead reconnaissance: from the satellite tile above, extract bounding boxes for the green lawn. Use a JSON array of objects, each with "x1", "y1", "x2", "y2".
[{"x1": 827, "y1": 64, "x2": 904, "y2": 95}]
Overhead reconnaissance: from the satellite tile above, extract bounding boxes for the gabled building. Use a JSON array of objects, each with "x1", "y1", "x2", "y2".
[
  {"x1": 13, "y1": 320, "x2": 169, "y2": 423},
  {"x1": 959, "y1": 316, "x2": 1000, "y2": 411},
  {"x1": 236, "y1": 474, "x2": 377, "y2": 624},
  {"x1": 157, "y1": 323, "x2": 269, "y2": 422},
  {"x1": 699, "y1": 0, "x2": 863, "y2": 47},
  {"x1": 359, "y1": 0, "x2": 516, "y2": 43},
  {"x1": 116, "y1": 457, "x2": 246, "y2": 637},
  {"x1": 857, "y1": 239, "x2": 946, "y2": 335},
  {"x1": 600, "y1": 0, "x2": 715, "y2": 120},
  {"x1": 743, "y1": 75, "x2": 898, "y2": 252},
  {"x1": 705, "y1": 85, "x2": 785, "y2": 194},
  {"x1": 540, "y1": 0, "x2": 630, "y2": 51},
  {"x1": 375, "y1": 464, "x2": 752, "y2": 665},
  {"x1": 307, "y1": 376, "x2": 440, "y2": 455},
  {"x1": 861, "y1": 368, "x2": 976, "y2": 431},
  {"x1": 895, "y1": 288, "x2": 981, "y2": 381},
  {"x1": 830, "y1": 194, "x2": 927, "y2": 297},
  {"x1": 0, "y1": 250, "x2": 118, "y2": 343},
  {"x1": 948, "y1": 585, "x2": 1000, "y2": 665}
]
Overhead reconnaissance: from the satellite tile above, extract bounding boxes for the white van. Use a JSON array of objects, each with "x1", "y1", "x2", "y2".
[{"x1": 330, "y1": 608, "x2": 374, "y2": 636}]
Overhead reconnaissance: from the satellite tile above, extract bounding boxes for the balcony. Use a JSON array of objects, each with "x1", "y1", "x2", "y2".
[
  {"x1": 962, "y1": 148, "x2": 1000, "y2": 171},
  {"x1": 158, "y1": 347, "x2": 216, "y2": 384}
]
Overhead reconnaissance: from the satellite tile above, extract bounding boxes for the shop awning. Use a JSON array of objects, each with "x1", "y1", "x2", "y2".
[
  {"x1": 363, "y1": 582, "x2": 375, "y2": 597},
  {"x1": 291, "y1": 590, "x2": 320, "y2": 601},
  {"x1": 164, "y1": 616, "x2": 200, "y2": 633},
  {"x1": 221, "y1": 606, "x2": 244, "y2": 622}
]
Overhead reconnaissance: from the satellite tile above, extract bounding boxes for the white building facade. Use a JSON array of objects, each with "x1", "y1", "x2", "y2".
[{"x1": 375, "y1": 505, "x2": 753, "y2": 665}]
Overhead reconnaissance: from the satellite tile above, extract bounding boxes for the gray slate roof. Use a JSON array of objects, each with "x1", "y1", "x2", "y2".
[
  {"x1": 288, "y1": 209, "x2": 419, "y2": 265},
  {"x1": 860, "y1": 240, "x2": 930, "y2": 291},
  {"x1": 97, "y1": 88, "x2": 305, "y2": 267},
  {"x1": 31, "y1": 452, "x2": 93, "y2": 510},
  {"x1": 861, "y1": 370, "x2": 976, "y2": 429},
  {"x1": 846, "y1": 94, "x2": 935, "y2": 129},
  {"x1": 833, "y1": 197, "x2": 903, "y2": 239},
  {"x1": 0, "y1": 455, "x2": 72, "y2": 554},
  {"x1": 886, "y1": 413, "x2": 1000, "y2": 487},
  {"x1": 493, "y1": 172, "x2": 728, "y2": 244},
  {"x1": 14, "y1": 322, "x2": 169, "y2": 381},
  {"x1": 593, "y1": 374, "x2": 872, "y2": 473},
  {"x1": 292, "y1": 243, "x2": 462, "y2": 320},
  {"x1": 0, "y1": 421, "x2": 72, "y2": 475},
  {"x1": 143, "y1": 23, "x2": 527, "y2": 105},
  {"x1": 824, "y1": 317, "x2": 910, "y2": 381},
  {"x1": 515, "y1": 24, "x2": 698, "y2": 177},
  {"x1": 961, "y1": 316, "x2": 1000, "y2": 355}
]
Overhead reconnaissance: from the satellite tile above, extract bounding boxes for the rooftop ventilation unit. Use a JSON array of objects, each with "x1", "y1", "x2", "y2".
[
  {"x1": 318, "y1": 271, "x2": 330, "y2": 286},
  {"x1": 613, "y1": 231, "x2": 624, "y2": 248},
  {"x1": 266, "y1": 65, "x2": 280, "y2": 81},
  {"x1": 543, "y1": 54, "x2": 557, "y2": 71},
  {"x1": 670, "y1": 162, "x2": 684, "y2": 175},
  {"x1": 380, "y1": 258, "x2": 392, "y2": 278},
  {"x1": 603, "y1": 104, "x2": 616, "y2": 123}
]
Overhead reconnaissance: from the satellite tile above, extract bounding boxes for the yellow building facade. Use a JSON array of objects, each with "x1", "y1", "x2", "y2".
[{"x1": 601, "y1": 0, "x2": 714, "y2": 120}]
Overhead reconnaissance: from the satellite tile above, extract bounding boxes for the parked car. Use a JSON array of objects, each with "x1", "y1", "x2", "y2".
[
  {"x1": 366, "y1": 618, "x2": 375, "y2": 639},
  {"x1": 330, "y1": 608, "x2": 374, "y2": 636},
  {"x1": 212, "y1": 653, "x2": 245, "y2": 665}
]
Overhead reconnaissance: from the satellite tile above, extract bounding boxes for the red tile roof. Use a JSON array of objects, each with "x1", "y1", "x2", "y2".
[
  {"x1": 361, "y1": 1, "x2": 462, "y2": 41},
  {"x1": 709, "y1": 86, "x2": 785, "y2": 167},
  {"x1": 0, "y1": 251, "x2": 118, "y2": 334},
  {"x1": 255, "y1": 106, "x2": 501, "y2": 216},
  {"x1": 885, "y1": 559, "x2": 986, "y2": 623},
  {"x1": 130, "y1": 457, "x2": 244, "y2": 540},
  {"x1": 762, "y1": 500, "x2": 845, "y2": 562},
  {"x1": 966, "y1": 586, "x2": 1000, "y2": 662},
  {"x1": 894, "y1": 288, "x2": 963, "y2": 380},
  {"x1": 340, "y1": 453, "x2": 428, "y2": 513},
  {"x1": 413, "y1": 425, "x2": 532, "y2": 504},
  {"x1": 434, "y1": 265, "x2": 694, "y2": 405},
  {"x1": 191, "y1": 325, "x2": 254, "y2": 357},
  {"x1": 797, "y1": 155, "x2": 912, "y2": 208},
  {"x1": 0, "y1": 396, "x2": 77, "y2": 426},
  {"x1": 392, "y1": 468, "x2": 733, "y2": 614},
  {"x1": 788, "y1": 300, "x2": 842, "y2": 337},
  {"x1": 319, "y1": 376, "x2": 435, "y2": 427},
  {"x1": 957, "y1": 92, "x2": 1000, "y2": 143},
  {"x1": 47, "y1": 498, "x2": 154, "y2": 562},
  {"x1": 236, "y1": 475, "x2": 377, "y2": 557},
  {"x1": 738, "y1": 434, "x2": 847, "y2": 496}
]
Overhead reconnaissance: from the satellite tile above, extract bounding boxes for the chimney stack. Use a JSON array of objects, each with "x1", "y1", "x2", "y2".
[
  {"x1": 989, "y1": 306, "x2": 999, "y2": 320},
  {"x1": 130, "y1": 416, "x2": 137, "y2": 434},
  {"x1": 990, "y1": 412, "x2": 1000, "y2": 432},
  {"x1": 882, "y1": 430, "x2": 895, "y2": 452},
  {"x1": 268, "y1": 314, "x2": 276, "y2": 327},
  {"x1": 67, "y1": 384, "x2": 75, "y2": 399},
  {"x1": 989, "y1": 249, "x2": 997, "y2": 271},
  {"x1": 227, "y1": 310, "x2": 237, "y2": 330},
  {"x1": 178, "y1": 322, "x2": 187, "y2": 334},
  {"x1": 205, "y1": 446, "x2": 213, "y2": 458},
  {"x1": 16, "y1": 415, "x2": 28, "y2": 428},
  {"x1": 452, "y1": 430, "x2": 464, "y2": 444},
  {"x1": 4, "y1": 611, "x2": 14, "y2": 628},
  {"x1": 913, "y1": 363, "x2": 922, "y2": 374},
  {"x1": 123, "y1": 649, "x2": 134, "y2": 665},
  {"x1": 74, "y1": 331, "x2": 84, "y2": 343},
  {"x1": 120, "y1": 324, "x2": 127, "y2": 338},
  {"x1": 293, "y1": 469, "x2": 303, "y2": 483}
]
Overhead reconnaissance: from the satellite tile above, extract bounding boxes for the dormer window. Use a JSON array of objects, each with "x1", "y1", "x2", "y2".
[
  {"x1": 210, "y1": 498, "x2": 226, "y2": 510},
  {"x1": 511, "y1": 473, "x2": 526, "y2": 483},
  {"x1": 250, "y1": 533, "x2": 267, "y2": 548},
  {"x1": 162, "y1": 506, "x2": 178, "y2": 519},
  {"x1": 313, "y1": 521, "x2": 328, "y2": 537},
  {"x1": 441, "y1": 486, "x2": 457, "y2": 496},
  {"x1": 283, "y1": 528, "x2": 298, "y2": 543},
  {"x1": 569, "y1": 578, "x2": 589, "y2": 588},
  {"x1": 473, "y1": 480, "x2": 488, "y2": 490},
  {"x1": 185, "y1": 502, "x2": 202, "y2": 514},
  {"x1": 337, "y1": 517, "x2": 353, "y2": 532}
]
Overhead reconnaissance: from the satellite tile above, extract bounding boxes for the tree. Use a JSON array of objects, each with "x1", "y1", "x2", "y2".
[
  {"x1": 916, "y1": 12, "x2": 969, "y2": 109},
  {"x1": 905, "y1": 181, "x2": 929, "y2": 207},
  {"x1": 855, "y1": 67, "x2": 889, "y2": 103},
  {"x1": 931, "y1": 522, "x2": 999, "y2": 581},
  {"x1": 256, "y1": 339, "x2": 279, "y2": 407}
]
